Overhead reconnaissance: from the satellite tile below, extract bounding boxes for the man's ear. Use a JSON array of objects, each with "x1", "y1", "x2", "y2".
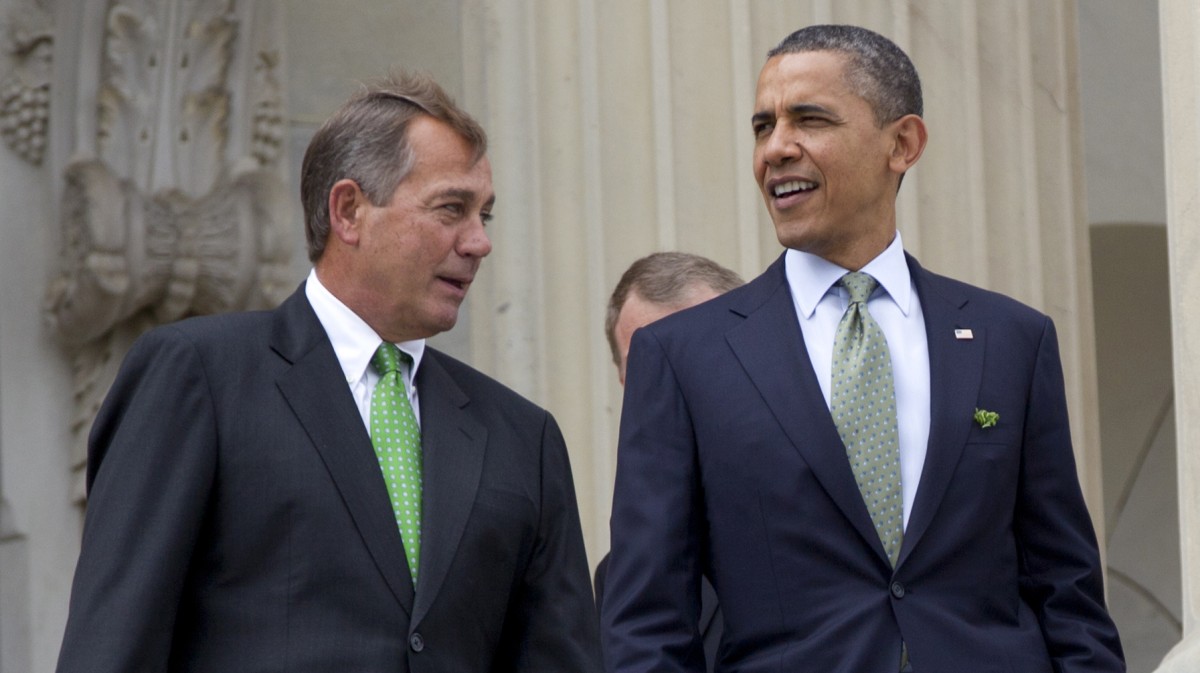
[
  {"x1": 328, "y1": 178, "x2": 367, "y2": 247},
  {"x1": 889, "y1": 114, "x2": 927, "y2": 175}
]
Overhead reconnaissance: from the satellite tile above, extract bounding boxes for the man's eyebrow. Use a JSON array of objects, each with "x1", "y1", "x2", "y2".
[
  {"x1": 751, "y1": 110, "x2": 775, "y2": 126},
  {"x1": 751, "y1": 103, "x2": 837, "y2": 126},
  {"x1": 786, "y1": 103, "x2": 835, "y2": 117},
  {"x1": 429, "y1": 187, "x2": 495, "y2": 213},
  {"x1": 438, "y1": 187, "x2": 491, "y2": 204}
]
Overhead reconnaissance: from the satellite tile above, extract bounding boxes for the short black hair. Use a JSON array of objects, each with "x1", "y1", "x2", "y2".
[{"x1": 769, "y1": 24, "x2": 922, "y2": 125}]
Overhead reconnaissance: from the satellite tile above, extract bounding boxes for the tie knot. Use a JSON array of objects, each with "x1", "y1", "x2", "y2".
[
  {"x1": 839, "y1": 272, "x2": 878, "y2": 305},
  {"x1": 372, "y1": 343, "x2": 411, "y2": 375}
]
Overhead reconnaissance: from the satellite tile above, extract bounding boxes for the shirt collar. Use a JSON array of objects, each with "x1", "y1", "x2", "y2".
[
  {"x1": 304, "y1": 268, "x2": 426, "y2": 385},
  {"x1": 784, "y1": 230, "x2": 914, "y2": 318}
]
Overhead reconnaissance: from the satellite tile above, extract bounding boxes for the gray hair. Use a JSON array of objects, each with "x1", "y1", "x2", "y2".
[{"x1": 605, "y1": 252, "x2": 744, "y2": 367}]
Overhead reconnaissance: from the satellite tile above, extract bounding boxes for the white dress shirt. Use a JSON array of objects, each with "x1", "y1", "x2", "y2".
[
  {"x1": 784, "y1": 232, "x2": 931, "y2": 529},
  {"x1": 305, "y1": 269, "x2": 426, "y2": 431}
]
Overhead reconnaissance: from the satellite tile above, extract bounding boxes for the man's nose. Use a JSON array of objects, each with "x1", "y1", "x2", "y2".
[
  {"x1": 460, "y1": 217, "x2": 492, "y2": 258},
  {"x1": 762, "y1": 125, "x2": 801, "y2": 166}
]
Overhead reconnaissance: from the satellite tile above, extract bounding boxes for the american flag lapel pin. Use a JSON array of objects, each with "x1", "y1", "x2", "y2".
[{"x1": 955, "y1": 329, "x2": 974, "y2": 340}]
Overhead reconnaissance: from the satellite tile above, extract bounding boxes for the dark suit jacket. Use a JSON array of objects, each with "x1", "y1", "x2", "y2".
[
  {"x1": 57, "y1": 286, "x2": 601, "y2": 673},
  {"x1": 594, "y1": 553, "x2": 722, "y2": 673},
  {"x1": 601, "y1": 254, "x2": 1124, "y2": 673}
]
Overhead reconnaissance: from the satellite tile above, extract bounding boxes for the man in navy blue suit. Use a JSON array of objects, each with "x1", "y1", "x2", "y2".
[{"x1": 602, "y1": 25, "x2": 1124, "y2": 673}]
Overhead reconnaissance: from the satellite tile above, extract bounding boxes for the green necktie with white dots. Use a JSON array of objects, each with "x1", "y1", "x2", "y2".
[
  {"x1": 830, "y1": 272, "x2": 904, "y2": 567},
  {"x1": 370, "y1": 343, "x2": 423, "y2": 584}
]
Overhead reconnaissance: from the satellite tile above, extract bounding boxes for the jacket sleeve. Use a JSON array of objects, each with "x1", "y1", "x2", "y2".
[
  {"x1": 496, "y1": 411, "x2": 604, "y2": 673},
  {"x1": 56, "y1": 327, "x2": 218, "y2": 673},
  {"x1": 602, "y1": 328, "x2": 708, "y2": 673},
  {"x1": 1014, "y1": 317, "x2": 1125, "y2": 671}
]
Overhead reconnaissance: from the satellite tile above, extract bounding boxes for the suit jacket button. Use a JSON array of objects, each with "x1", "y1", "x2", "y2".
[
  {"x1": 890, "y1": 581, "x2": 906, "y2": 599},
  {"x1": 409, "y1": 632, "x2": 425, "y2": 652}
]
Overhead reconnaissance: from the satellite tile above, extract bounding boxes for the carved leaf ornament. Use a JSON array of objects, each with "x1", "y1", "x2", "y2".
[{"x1": 42, "y1": 0, "x2": 291, "y2": 501}]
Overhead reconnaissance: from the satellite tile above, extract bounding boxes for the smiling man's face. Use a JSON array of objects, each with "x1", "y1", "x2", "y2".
[{"x1": 752, "y1": 50, "x2": 903, "y2": 270}]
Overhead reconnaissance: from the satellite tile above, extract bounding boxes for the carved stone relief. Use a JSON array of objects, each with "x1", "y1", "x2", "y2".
[
  {"x1": 0, "y1": 0, "x2": 51, "y2": 164},
  {"x1": 42, "y1": 0, "x2": 291, "y2": 501}
]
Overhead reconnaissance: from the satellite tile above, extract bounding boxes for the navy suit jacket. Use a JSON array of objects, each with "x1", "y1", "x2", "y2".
[
  {"x1": 602, "y1": 254, "x2": 1123, "y2": 673},
  {"x1": 57, "y1": 286, "x2": 602, "y2": 672}
]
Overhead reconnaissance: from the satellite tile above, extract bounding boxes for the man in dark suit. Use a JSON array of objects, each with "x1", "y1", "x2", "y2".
[
  {"x1": 602, "y1": 25, "x2": 1124, "y2": 673},
  {"x1": 56, "y1": 72, "x2": 601, "y2": 673},
  {"x1": 593, "y1": 252, "x2": 743, "y2": 672}
]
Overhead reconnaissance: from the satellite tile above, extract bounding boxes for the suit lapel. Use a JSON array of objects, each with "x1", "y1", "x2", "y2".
[
  {"x1": 409, "y1": 351, "x2": 487, "y2": 627},
  {"x1": 897, "y1": 258, "x2": 985, "y2": 567},
  {"x1": 725, "y1": 258, "x2": 888, "y2": 564},
  {"x1": 270, "y1": 288, "x2": 417, "y2": 615}
]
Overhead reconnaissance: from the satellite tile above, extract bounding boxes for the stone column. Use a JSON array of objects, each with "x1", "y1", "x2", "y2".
[
  {"x1": 458, "y1": 0, "x2": 1104, "y2": 567},
  {"x1": 906, "y1": 0, "x2": 1105, "y2": 541},
  {"x1": 0, "y1": 1, "x2": 79, "y2": 669},
  {"x1": 1153, "y1": 1, "x2": 1200, "y2": 669},
  {"x1": 0, "y1": 496, "x2": 30, "y2": 673}
]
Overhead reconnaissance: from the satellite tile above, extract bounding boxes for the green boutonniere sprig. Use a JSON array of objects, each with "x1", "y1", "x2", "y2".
[{"x1": 974, "y1": 408, "x2": 1000, "y2": 429}]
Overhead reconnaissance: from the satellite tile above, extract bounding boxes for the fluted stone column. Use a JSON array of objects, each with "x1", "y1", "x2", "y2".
[
  {"x1": 458, "y1": 0, "x2": 1105, "y2": 566},
  {"x1": 909, "y1": 0, "x2": 1106, "y2": 541},
  {"x1": 1153, "y1": 1, "x2": 1200, "y2": 669}
]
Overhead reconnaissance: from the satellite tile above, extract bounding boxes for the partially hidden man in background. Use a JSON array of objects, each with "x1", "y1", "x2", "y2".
[
  {"x1": 56, "y1": 71, "x2": 602, "y2": 673},
  {"x1": 594, "y1": 251, "x2": 744, "y2": 673},
  {"x1": 601, "y1": 25, "x2": 1124, "y2": 673}
]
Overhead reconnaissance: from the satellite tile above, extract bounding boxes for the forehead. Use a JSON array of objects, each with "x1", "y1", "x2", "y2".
[
  {"x1": 754, "y1": 50, "x2": 859, "y2": 109},
  {"x1": 402, "y1": 117, "x2": 494, "y2": 192},
  {"x1": 407, "y1": 117, "x2": 484, "y2": 167},
  {"x1": 617, "y1": 285, "x2": 719, "y2": 339},
  {"x1": 615, "y1": 293, "x2": 674, "y2": 340}
]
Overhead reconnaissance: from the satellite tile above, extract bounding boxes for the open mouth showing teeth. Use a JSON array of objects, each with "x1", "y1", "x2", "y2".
[{"x1": 773, "y1": 180, "x2": 817, "y2": 197}]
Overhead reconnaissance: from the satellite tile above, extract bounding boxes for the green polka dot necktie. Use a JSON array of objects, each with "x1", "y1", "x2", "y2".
[
  {"x1": 830, "y1": 272, "x2": 904, "y2": 567},
  {"x1": 370, "y1": 343, "x2": 423, "y2": 583}
]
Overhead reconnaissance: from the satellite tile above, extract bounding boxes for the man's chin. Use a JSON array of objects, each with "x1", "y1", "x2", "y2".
[
  {"x1": 391, "y1": 308, "x2": 460, "y2": 342},
  {"x1": 430, "y1": 308, "x2": 461, "y2": 335},
  {"x1": 773, "y1": 224, "x2": 818, "y2": 252}
]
